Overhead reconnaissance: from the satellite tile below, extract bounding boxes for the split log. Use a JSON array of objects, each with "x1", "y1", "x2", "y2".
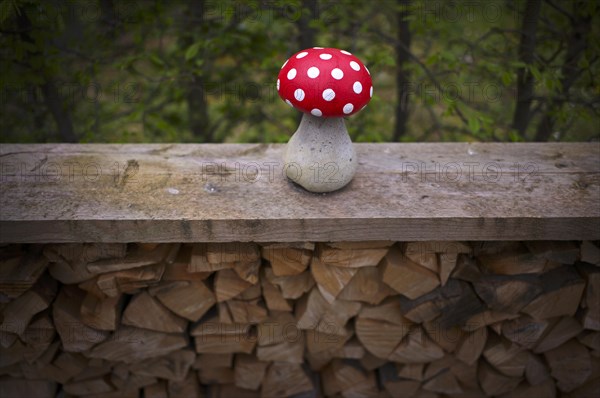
[
  {"x1": 473, "y1": 274, "x2": 542, "y2": 313},
  {"x1": 233, "y1": 259, "x2": 261, "y2": 284},
  {"x1": 192, "y1": 317, "x2": 256, "y2": 354},
  {"x1": 355, "y1": 299, "x2": 412, "y2": 358},
  {"x1": 379, "y1": 363, "x2": 420, "y2": 398},
  {"x1": 193, "y1": 353, "x2": 233, "y2": 370},
  {"x1": 261, "y1": 245, "x2": 311, "y2": 276},
  {"x1": 463, "y1": 310, "x2": 519, "y2": 331},
  {"x1": 317, "y1": 242, "x2": 390, "y2": 268},
  {"x1": 234, "y1": 354, "x2": 269, "y2": 391},
  {"x1": 0, "y1": 273, "x2": 56, "y2": 335},
  {"x1": 214, "y1": 269, "x2": 252, "y2": 302},
  {"x1": 264, "y1": 267, "x2": 314, "y2": 299},
  {"x1": 423, "y1": 369, "x2": 462, "y2": 395},
  {"x1": 405, "y1": 252, "x2": 438, "y2": 273},
  {"x1": 522, "y1": 265, "x2": 585, "y2": 319},
  {"x1": 399, "y1": 279, "x2": 484, "y2": 328},
  {"x1": 296, "y1": 288, "x2": 360, "y2": 336},
  {"x1": 398, "y1": 363, "x2": 424, "y2": 381},
  {"x1": 19, "y1": 312, "x2": 55, "y2": 358},
  {"x1": 423, "y1": 318, "x2": 464, "y2": 353},
  {"x1": 499, "y1": 379, "x2": 557, "y2": 398},
  {"x1": 225, "y1": 299, "x2": 268, "y2": 324},
  {"x1": 149, "y1": 280, "x2": 215, "y2": 322},
  {"x1": 477, "y1": 248, "x2": 548, "y2": 275},
  {"x1": 337, "y1": 266, "x2": 393, "y2": 305},
  {"x1": 256, "y1": 312, "x2": 299, "y2": 346},
  {"x1": 533, "y1": 316, "x2": 583, "y2": 353},
  {"x1": 53, "y1": 286, "x2": 109, "y2": 352},
  {"x1": 360, "y1": 352, "x2": 387, "y2": 371},
  {"x1": 451, "y1": 254, "x2": 482, "y2": 282},
  {"x1": 168, "y1": 372, "x2": 203, "y2": 398},
  {"x1": 87, "y1": 326, "x2": 187, "y2": 363},
  {"x1": 482, "y1": 334, "x2": 524, "y2": 374},
  {"x1": 501, "y1": 315, "x2": 550, "y2": 349},
  {"x1": 525, "y1": 241, "x2": 580, "y2": 264},
  {"x1": 525, "y1": 351, "x2": 551, "y2": 385},
  {"x1": 163, "y1": 245, "x2": 209, "y2": 281},
  {"x1": 127, "y1": 349, "x2": 195, "y2": 382},
  {"x1": 80, "y1": 292, "x2": 124, "y2": 331},
  {"x1": 455, "y1": 327, "x2": 488, "y2": 365},
  {"x1": 321, "y1": 359, "x2": 375, "y2": 397},
  {"x1": 581, "y1": 241, "x2": 600, "y2": 265},
  {"x1": 0, "y1": 249, "x2": 48, "y2": 299},
  {"x1": 310, "y1": 257, "x2": 357, "y2": 303},
  {"x1": 478, "y1": 360, "x2": 522, "y2": 396},
  {"x1": 96, "y1": 263, "x2": 164, "y2": 297},
  {"x1": 438, "y1": 253, "x2": 458, "y2": 286},
  {"x1": 122, "y1": 291, "x2": 187, "y2": 333},
  {"x1": 261, "y1": 275, "x2": 292, "y2": 312},
  {"x1": 544, "y1": 338, "x2": 592, "y2": 392},
  {"x1": 144, "y1": 381, "x2": 168, "y2": 398},
  {"x1": 0, "y1": 378, "x2": 56, "y2": 398},
  {"x1": 388, "y1": 327, "x2": 445, "y2": 363},
  {"x1": 381, "y1": 246, "x2": 440, "y2": 299},
  {"x1": 207, "y1": 242, "x2": 260, "y2": 264},
  {"x1": 261, "y1": 362, "x2": 313, "y2": 397},
  {"x1": 189, "y1": 243, "x2": 232, "y2": 272},
  {"x1": 578, "y1": 331, "x2": 600, "y2": 351},
  {"x1": 86, "y1": 244, "x2": 176, "y2": 274},
  {"x1": 257, "y1": 338, "x2": 304, "y2": 363},
  {"x1": 578, "y1": 262, "x2": 600, "y2": 330},
  {"x1": 198, "y1": 367, "x2": 234, "y2": 384}
]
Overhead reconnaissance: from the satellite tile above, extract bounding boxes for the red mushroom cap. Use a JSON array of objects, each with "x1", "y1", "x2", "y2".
[{"x1": 277, "y1": 47, "x2": 373, "y2": 117}]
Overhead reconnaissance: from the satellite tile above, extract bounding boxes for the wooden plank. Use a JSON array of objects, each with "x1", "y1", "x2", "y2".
[{"x1": 1, "y1": 143, "x2": 598, "y2": 243}]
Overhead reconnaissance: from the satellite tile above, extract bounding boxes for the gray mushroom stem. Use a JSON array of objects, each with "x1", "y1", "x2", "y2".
[{"x1": 283, "y1": 113, "x2": 357, "y2": 193}]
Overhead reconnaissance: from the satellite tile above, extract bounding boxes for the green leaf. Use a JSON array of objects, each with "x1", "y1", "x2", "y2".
[
  {"x1": 185, "y1": 42, "x2": 202, "y2": 61},
  {"x1": 0, "y1": 0, "x2": 17, "y2": 24},
  {"x1": 149, "y1": 53, "x2": 165, "y2": 68},
  {"x1": 468, "y1": 115, "x2": 480, "y2": 134},
  {"x1": 529, "y1": 66, "x2": 542, "y2": 81},
  {"x1": 501, "y1": 71, "x2": 512, "y2": 86}
]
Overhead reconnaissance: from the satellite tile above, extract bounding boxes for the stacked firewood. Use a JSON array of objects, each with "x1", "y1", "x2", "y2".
[{"x1": 0, "y1": 240, "x2": 599, "y2": 397}]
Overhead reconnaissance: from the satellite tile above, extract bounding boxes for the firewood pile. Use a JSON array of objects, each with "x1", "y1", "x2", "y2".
[{"x1": 1, "y1": 240, "x2": 599, "y2": 397}]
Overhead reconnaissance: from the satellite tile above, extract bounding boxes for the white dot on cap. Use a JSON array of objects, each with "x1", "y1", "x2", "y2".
[
  {"x1": 322, "y1": 89, "x2": 335, "y2": 101},
  {"x1": 287, "y1": 68, "x2": 297, "y2": 80},
  {"x1": 307, "y1": 67, "x2": 320, "y2": 78},
  {"x1": 281, "y1": 60, "x2": 288, "y2": 69},
  {"x1": 313, "y1": 47, "x2": 324, "y2": 49},
  {"x1": 331, "y1": 68, "x2": 344, "y2": 80},
  {"x1": 340, "y1": 50, "x2": 351, "y2": 55},
  {"x1": 294, "y1": 88, "x2": 305, "y2": 101},
  {"x1": 296, "y1": 52, "x2": 308, "y2": 59},
  {"x1": 311, "y1": 108, "x2": 322, "y2": 117},
  {"x1": 343, "y1": 103, "x2": 354, "y2": 114},
  {"x1": 353, "y1": 81, "x2": 363, "y2": 94},
  {"x1": 285, "y1": 99, "x2": 293, "y2": 107},
  {"x1": 319, "y1": 53, "x2": 332, "y2": 60},
  {"x1": 370, "y1": 86, "x2": 373, "y2": 97},
  {"x1": 350, "y1": 61, "x2": 360, "y2": 71},
  {"x1": 277, "y1": 79, "x2": 280, "y2": 91},
  {"x1": 365, "y1": 65, "x2": 371, "y2": 75}
]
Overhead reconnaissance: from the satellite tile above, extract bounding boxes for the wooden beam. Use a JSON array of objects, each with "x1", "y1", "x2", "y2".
[{"x1": 1, "y1": 143, "x2": 598, "y2": 243}]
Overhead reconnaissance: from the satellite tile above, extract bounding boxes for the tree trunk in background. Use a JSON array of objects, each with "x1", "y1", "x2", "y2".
[
  {"x1": 393, "y1": 0, "x2": 411, "y2": 142},
  {"x1": 534, "y1": 7, "x2": 591, "y2": 141},
  {"x1": 17, "y1": 11, "x2": 77, "y2": 143},
  {"x1": 511, "y1": 0, "x2": 542, "y2": 137},
  {"x1": 41, "y1": 82, "x2": 78, "y2": 143},
  {"x1": 297, "y1": 0, "x2": 318, "y2": 50},
  {"x1": 183, "y1": 0, "x2": 212, "y2": 142}
]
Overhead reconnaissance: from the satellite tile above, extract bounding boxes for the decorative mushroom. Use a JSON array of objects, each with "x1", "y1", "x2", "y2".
[{"x1": 277, "y1": 47, "x2": 373, "y2": 192}]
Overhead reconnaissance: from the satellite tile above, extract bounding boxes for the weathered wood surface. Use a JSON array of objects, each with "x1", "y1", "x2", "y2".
[{"x1": 0, "y1": 143, "x2": 598, "y2": 242}]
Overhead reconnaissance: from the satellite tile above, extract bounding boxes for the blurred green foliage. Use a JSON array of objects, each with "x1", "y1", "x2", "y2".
[{"x1": 0, "y1": 0, "x2": 598, "y2": 143}]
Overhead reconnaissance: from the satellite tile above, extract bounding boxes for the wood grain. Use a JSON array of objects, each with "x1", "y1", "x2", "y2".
[{"x1": 1, "y1": 143, "x2": 598, "y2": 242}]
